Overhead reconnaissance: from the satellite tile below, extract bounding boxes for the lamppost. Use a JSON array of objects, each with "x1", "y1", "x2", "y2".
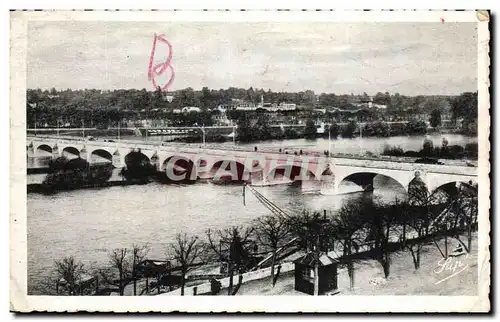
[
  {"x1": 359, "y1": 123, "x2": 363, "y2": 156},
  {"x1": 82, "y1": 111, "x2": 85, "y2": 139},
  {"x1": 195, "y1": 123, "x2": 206, "y2": 148},
  {"x1": 233, "y1": 123, "x2": 237, "y2": 145},
  {"x1": 117, "y1": 107, "x2": 121, "y2": 142},
  {"x1": 328, "y1": 124, "x2": 331, "y2": 157}
]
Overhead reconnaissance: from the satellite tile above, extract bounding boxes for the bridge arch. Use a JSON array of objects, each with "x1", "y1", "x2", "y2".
[
  {"x1": 160, "y1": 155, "x2": 197, "y2": 181},
  {"x1": 36, "y1": 144, "x2": 53, "y2": 156},
  {"x1": 124, "y1": 149, "x2": 151, "y2": 167},
  {"x1": 61, "y1": 146, "x2": 80, "y2": 159},
  {"x1": 211, "y1": 159, "x2": 247, "y2": 182},
  {"x1": 337, "y1": 172, "x2": 407, "y2": 195},
  {"x1": 90, "y1": 149, "x2": 113, "y2": 164},
  {"x1": 430, "y1": 180, "x2": 477, "y2": 202}
]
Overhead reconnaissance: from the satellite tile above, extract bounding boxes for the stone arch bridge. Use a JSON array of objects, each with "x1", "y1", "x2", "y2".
[{"x1": 27, "y1": 136, "x2": 477, "y2": 195}]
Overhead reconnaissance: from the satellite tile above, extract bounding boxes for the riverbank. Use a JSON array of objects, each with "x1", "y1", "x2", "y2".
[
  {"x1": 206, "y1": 233, "x2": 478, "y2": 296},
  {"x1": 27, "y1": 180, "x2": 143, "y2": 194}
]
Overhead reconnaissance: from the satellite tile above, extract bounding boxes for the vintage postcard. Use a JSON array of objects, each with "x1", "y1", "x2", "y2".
[{"x1": 10, "y1": 10, "x2": 490, "y2": 312}]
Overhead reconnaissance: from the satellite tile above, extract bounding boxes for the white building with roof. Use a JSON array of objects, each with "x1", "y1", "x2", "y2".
[{"x1": 182, "y1": 106, "x2": 201, "y2": 113}]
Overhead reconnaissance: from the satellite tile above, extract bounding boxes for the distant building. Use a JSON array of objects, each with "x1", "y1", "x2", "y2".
[
  {"x1": 182, "y1": 106, "x2": 201, "y2": 113},
  {"x1": 276, "y1": 102, "x2": 297, "y2": 111},
  {"x1": 372, "y1": 103, "x2": 387, "y2": 109},
  {"x1": 235, "y1": 103, "x2": 258, "y2": 111},
  {"x1": 216, "y1": 104, "x2": 233, "y2": 113},
  {"x1": 165, "y1": 95, "x2": 175, "y2": 103},
  {"x1": 217, "y1": 96, "x2": 297, "y2": 113}
]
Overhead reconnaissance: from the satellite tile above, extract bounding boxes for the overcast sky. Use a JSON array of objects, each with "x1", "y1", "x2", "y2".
[{"x1": 27, "y1": 21, "x2": 477, "y2": 95}]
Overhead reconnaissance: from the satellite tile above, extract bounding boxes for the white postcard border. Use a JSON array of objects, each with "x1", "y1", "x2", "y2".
[{"x1": 9, "y1": 9, "x2": 490, "y2": 313}]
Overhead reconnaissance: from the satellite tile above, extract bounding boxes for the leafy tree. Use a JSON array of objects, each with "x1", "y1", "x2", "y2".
[
  {"x1": 405, "y1": 119, "x2": 427, "y2": 135},
  {"x1": 201, "y1": 86, "x2": 214, "y2": 109},
  {"x1": 254, "y1": 115, "x2": 272, "y2": 140},
  {"x1": 283, "y1": 128, "x2": 299, "y2": 139},
  {"x1": 429, "y1": 109, "x2": 442, "y2": 128},
  {"x1": 342, "y1": 120, "x2": 358, "y2": 138},
  {"x1": 422, "y1": 138, "x2": 434, "y2": 156},
  {"x1": 304, "y1": 119, "x2": 317, "y2": 139},
  {"x1": 363, "y1": 121, "x2": 390, "y2": 137},
  {"x1": 449, "y1": 92, "x2": 478, "y2": 134},
  {"x1": 235, "y1": 115, "x2": 254, "y2": 142},
  {"x1": 328, "y1": 121, "x2": 339, "y2": 139},
  {"x1": 152, "y1": 86, "x2": 165, "y2": 110}
]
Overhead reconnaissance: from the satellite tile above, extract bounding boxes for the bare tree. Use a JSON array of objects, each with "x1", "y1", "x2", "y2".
[
  {"x1": 99, "y1": 248, "x2": 136, "y2": 296},
  {"x1": 205, "y1": 226, "x2": 254, "y2": 295},
  {"x1": 368, "y1": 201, "x2": 398, "y2": 278},
  {"x1": 131, "y1": 244, "x2": 150, "y2": 295},
  {"x1": 331, "y1": 199, "x2": 368, "y2": 289},
  {"x1": 287, "y1": 211, "x2": 332, "y2": 295},
  {"x1": 434, "y1": 182, "x2": 478, "y2": 255},
  {"x1": 400, "y1": 201, "x2": 427, "y2": 270},
  {"x1": 170, "y1": 233, "x2": 204, "y2": 295},
  {"x1": 254, "y1": 215, "x2": 291, "y2": 286},
  {"x1": 287, "y1": 211, "x2": 331, "y2": 253},
  {"x1": 53, "y1": 256, "x2": 88, "y2": 295}
]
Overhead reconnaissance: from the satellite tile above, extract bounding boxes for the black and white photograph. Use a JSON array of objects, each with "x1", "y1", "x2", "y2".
[{"x1": 10, "y1": 9, "x2": 490, "y2": 312}]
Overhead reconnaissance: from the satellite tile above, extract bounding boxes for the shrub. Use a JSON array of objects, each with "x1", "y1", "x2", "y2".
[
  {"x1": 405, "y1": 119, "x2": 427, "y2": 135},
  {"x1": 382, "y1": 144, "x2": 404, "y2": 156},
  {"x1": 464, "y1": 143, "x2": 478, "y2": 158},
  {"x1": 404, "y1": 150, "x2": 420, "y2": 158},
  {"x1": 342, "y1": 120, "x2": 358, "y2": 138},
  {"x1": 389, "y1": 123, "x2": 406, "y2": 136},
  {"x1": 422, "y1": 138, "x2": 434, "y2": 155},
  {"x1": 304, "y1": 120, "x2": 318, "y2": 139},
  {"x1": 363, "y1": 121, "x2": 390, "y2": 137}
]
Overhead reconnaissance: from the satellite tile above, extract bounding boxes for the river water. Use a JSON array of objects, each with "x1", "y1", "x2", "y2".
[
  {"x1": 122, "y1": 133, "x2": 477, "y2": 155},
  {"x1": 27, "y1": 134, "x2": 476, "y2": 294}
]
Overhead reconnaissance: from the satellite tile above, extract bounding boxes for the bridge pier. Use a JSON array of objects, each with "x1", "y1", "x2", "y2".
[
  {"x1": 80, "y1": 147, "x2": 88, "y2": 161},
  {"x1": 320, "y1": 169, "x2": 336, "y2": 195},
  {"x1": 112, "y1": 153, "x2": 125, "y2": 169},
  {"x1": 26, "y1": 144, "x2": 35, "y2": 158},
  {"x1": 52, "y1": 144, "x2": 59, "y2": 159},
  {"x1": 249, "y1": 169, "x2": 264, "y2": 185},
  {"x1": 151, "y1": 151, "x2": 160, "y2": 171},
  {"x1": 301, "y1": 180, "x2": 321, "y2": 194}
]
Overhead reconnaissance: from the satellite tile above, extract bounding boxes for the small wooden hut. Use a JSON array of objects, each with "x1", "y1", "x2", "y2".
[{"x1": 294, "y1": 253, "x2": 338, "y2": 295}]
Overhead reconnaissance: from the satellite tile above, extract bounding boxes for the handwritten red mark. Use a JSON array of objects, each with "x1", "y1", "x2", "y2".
[
  {"x1": 148, "y1": 33, "x2": 175, "y2": 91},
  {"x1": 440, "y1": 17, "x2": 445, "y2": 24}
]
